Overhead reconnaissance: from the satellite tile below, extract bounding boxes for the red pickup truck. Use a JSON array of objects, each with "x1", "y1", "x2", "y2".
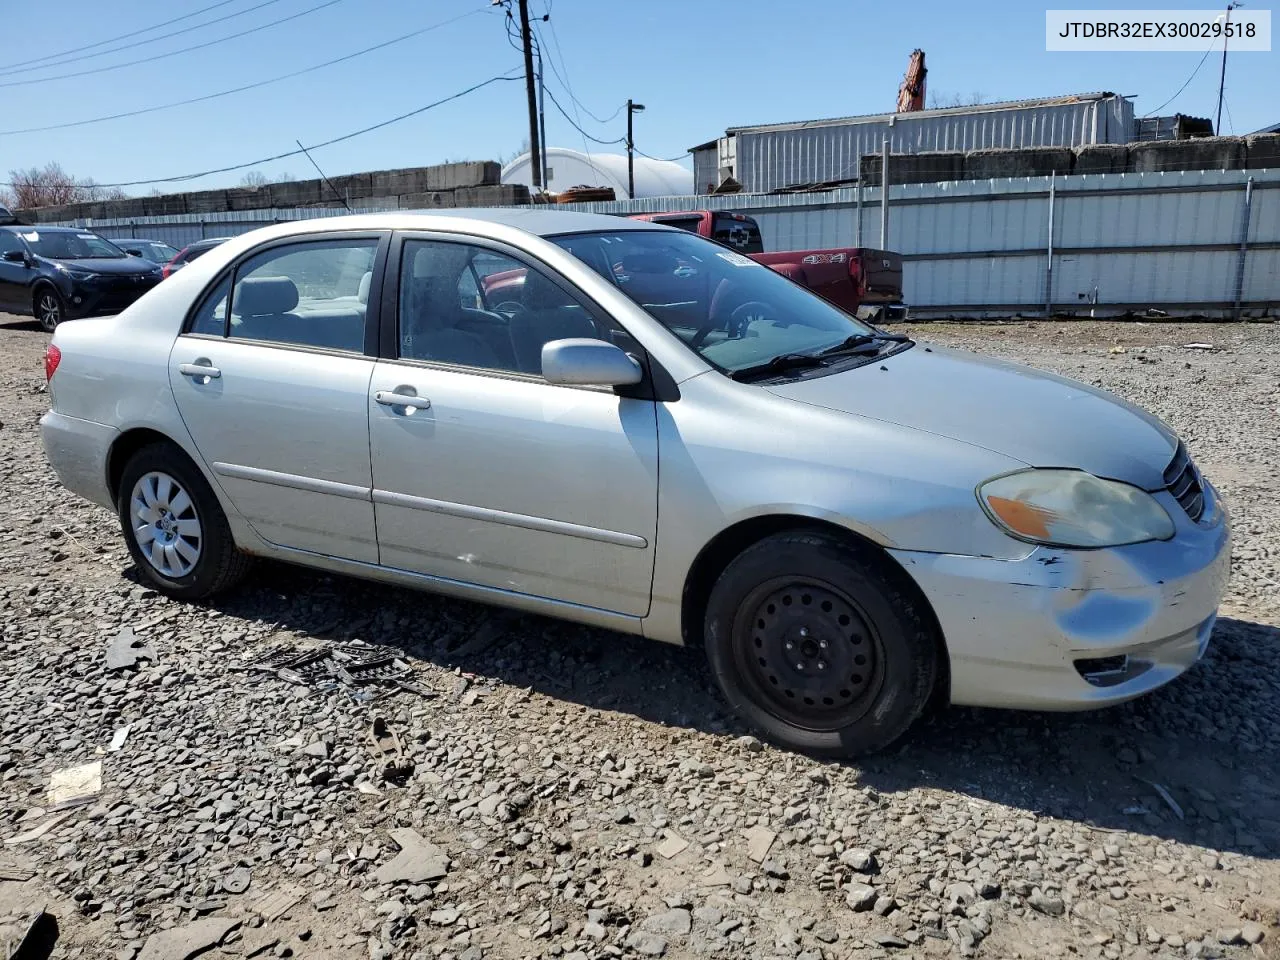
[{"x1": 627, "y1": 210, "x2": 907, "y2": 321}]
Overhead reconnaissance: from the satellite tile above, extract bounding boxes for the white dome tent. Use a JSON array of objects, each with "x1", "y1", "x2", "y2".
[{"x1": 502, "y1": 147, "x2": 693, "y2": 199}]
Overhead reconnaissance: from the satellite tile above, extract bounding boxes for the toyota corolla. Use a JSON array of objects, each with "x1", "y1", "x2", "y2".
[{"x1": 39, "y1": 210, "x2": 1230, "y2": 756}]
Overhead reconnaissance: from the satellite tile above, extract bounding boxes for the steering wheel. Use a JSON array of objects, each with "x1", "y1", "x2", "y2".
[
  {"x1": 690, "y1": 300, "x2": 772, "y2": 348},
  {"x1": 493, "y1": 301, "x2": 528, "y2": 319}
]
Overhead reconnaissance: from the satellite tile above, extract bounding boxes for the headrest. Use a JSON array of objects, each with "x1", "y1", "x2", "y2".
[
  {"x1": 521, "y1": 270, "x2": 566, "y2": 311},
  {"x1": 236, "y1": 276, "x2": 298, "y2": 316},
  {"x1": 409, "y1": 276, "x2": 463, "y2": 328},
  {"x1": 357, "y1": 270, "x2": 372, "y2": 304}
]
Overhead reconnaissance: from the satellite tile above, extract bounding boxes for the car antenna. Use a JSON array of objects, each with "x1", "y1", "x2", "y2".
[{"x1": 295, "y1": 139, "x2": 353, "y2": 213}]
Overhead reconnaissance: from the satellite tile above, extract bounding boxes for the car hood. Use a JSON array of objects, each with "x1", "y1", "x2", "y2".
[
  {"x1": 767, "y1": 344, "x2": 1178, "y2": 490},
  {"x1": 45, "y1": 257, "x2": 159, "y2": 276}
]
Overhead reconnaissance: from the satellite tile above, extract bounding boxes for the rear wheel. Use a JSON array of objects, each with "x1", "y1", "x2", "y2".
[
  {"x1": 117, "y1": 442, "x2": 251, "y2": 600},
  {"x1": 34, "y1": 286, "x2": 64, "y2": 331},
  {"x1": 704, "y1": 530, "x2": 939, "y2": 758}
]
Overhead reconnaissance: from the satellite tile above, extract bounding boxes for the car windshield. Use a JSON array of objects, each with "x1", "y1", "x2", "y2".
[
  {"x1": 550, "y1": 229, "x2": 878, "y2": 375},
  {"x1": 22, "y1": 229, "x2": 125, "y2": 260},
  {"x1": 142, "y1": 242, "x2": 178, "y2": 262}
]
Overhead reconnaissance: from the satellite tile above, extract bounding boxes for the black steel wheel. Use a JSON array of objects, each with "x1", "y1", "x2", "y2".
[
  {"x1": 704, "y1": 529, "x2": 939, "y2": 758},
  {"x1": 735, "y1": 578, "x2": 885, "y2": 732}
]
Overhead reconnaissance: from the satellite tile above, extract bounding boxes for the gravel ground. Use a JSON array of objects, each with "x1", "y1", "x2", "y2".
[{"x1": 1, "y1": 313, "x2": 1277, "y2": 960}]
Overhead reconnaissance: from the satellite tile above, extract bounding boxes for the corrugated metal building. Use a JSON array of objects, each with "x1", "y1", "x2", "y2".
[{"x1": 691, "y1": 92, "x2": 1135, "y2": 193}]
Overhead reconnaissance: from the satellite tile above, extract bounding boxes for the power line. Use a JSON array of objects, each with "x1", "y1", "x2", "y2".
[
  {"x1": 543, "y1": 86, "x2": 625, "y2": 145},
  {"x1": 540, "y1": 20, "x2": 621, "y2": 125},
  {"x1": 0, "y1": 0, "x2": 346, "y2": 89},
  {"x1": 535, "y1": 18, "x2": 594, "y2": 163},
  {"x1": 0, "y1": 8, "x2": 486, "y2": 136},
  {"x1": 0, "y1": 0, "x2": 290, "y2": 77},
  {"x1": 1141, "y1": 37, "x2": 1220, "y2": 118},
  {"x1": 1, "y1": 72, "x2": 521, "y2": 190},
  {"x1": 0, "y1": 0, "x2": 244, "y2": 71},
  {"x1": 635, "y1": 147, "x2": 691, "y2": 164}
]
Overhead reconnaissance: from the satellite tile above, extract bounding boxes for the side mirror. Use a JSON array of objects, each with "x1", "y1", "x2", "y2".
[
  {"x1": 542, "y1": 338, "x2": 643, "y2": 387},
  {"x1": 2, "y1": 249, "x2": 28, "y2": 264},
  {"x1": 125, "y1": 248, "x2": 143, "y2": 257}
]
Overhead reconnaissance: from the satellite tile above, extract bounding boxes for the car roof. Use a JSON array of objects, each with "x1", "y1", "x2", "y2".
[
  {"x1": 238, "y1": 208, "x2": 666, "y2": 240},
  {"x1": 0, "y1": 224, "x2": 93, "y2": 235}
]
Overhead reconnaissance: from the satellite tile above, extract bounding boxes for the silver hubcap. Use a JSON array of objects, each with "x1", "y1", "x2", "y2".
[
  {"x1": 130, "y1": 471, "x2": 202, "y2": 578},
  {"x1": 38, "y1": 295, "x2": 59, "y2": 327}
]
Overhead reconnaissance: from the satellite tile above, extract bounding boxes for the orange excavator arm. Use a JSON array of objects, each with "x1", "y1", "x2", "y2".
[{"x1": 897, "y1": 49, "x2": 927, "y2": 113}]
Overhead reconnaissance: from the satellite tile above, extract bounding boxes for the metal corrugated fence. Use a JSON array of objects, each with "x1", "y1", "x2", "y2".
[
  {"x1": 731, "y1": 96, "x2": 1134, "y2": 193},
  {"x1": 62, "y1": 166, "x2": 1279, "y2": 318}
]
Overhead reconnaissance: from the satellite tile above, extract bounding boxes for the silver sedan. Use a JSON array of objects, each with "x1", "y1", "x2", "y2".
[{"x1": 39, "y1": 210, "x2": 1230, "y2": 756}]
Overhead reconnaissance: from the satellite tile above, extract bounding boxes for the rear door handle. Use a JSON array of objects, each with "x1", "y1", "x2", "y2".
[
  {"x1": 179, "y1": 362, "x2": 221, "y2": 379},
  {"x1": 375, "y1": 391, "x2": 431, "y2": 410}
]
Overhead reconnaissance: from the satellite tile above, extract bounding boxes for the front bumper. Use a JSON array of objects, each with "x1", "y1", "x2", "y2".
[
  {"x1": 40, "y1": 410, "x2": 118, "y2": 511},
  {"x1": 63, "y1": 276, "x2": 161, "y2": 318},
  {"x1": 889, "y1": 485, "x2": 1231, "y2": 711}
]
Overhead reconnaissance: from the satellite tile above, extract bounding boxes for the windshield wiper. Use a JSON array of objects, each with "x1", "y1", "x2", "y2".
[
  {"x1": 730, "y1": 353, "x2": 830, "y2": 382},
  {"x1": 819, "y1": 331, "x2": 913, "y2": 357}
]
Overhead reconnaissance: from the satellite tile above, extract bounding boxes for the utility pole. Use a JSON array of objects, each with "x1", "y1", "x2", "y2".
[
  {"x1": 1215, "y1": 2, "x2": 1238, "y2": 136},
  {"x1": 517, "y1": 0, "x2": 542, "y2": 190},
  {"x1": 879, "y1": 138, "x2": 890, "y2": 249},
  {"x1": 536, "y1": 46, "x2": 548, "y2": 190},
  {"x1": 626, "y1": 99, "x2": 645, "y2": 199}
]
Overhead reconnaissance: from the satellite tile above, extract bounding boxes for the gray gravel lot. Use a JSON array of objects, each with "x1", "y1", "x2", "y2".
[{"x1": 1, "y1": 314, "x2": 1277, "y2": 960}]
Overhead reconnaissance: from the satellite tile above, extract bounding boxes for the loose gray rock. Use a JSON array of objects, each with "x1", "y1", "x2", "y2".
[{"x1": 641, "y1": 908, "x2": 692, "y2": 937}]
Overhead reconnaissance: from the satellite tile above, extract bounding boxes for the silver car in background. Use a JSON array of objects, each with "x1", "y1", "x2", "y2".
[{"x1": 39, "y1": 210, "x2": 1230, "y2": 756}]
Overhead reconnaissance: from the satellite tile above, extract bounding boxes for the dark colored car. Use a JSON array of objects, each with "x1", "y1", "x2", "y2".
[
  {"x1": 0, "y1": 225, "x2": 163, "y2": 330},
  {"x1": 121, "y1": 239, "x2": 180, "y2": 264},
  {"x1": 161, "y1": 237, "x2": 230, "y2": 279}
]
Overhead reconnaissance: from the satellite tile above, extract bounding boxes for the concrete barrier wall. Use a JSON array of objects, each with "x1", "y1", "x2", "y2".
[
  {"x1": 859, "y1": 136, "x2": 1276, "y2": 186},
  {"x1": 16, "y1": 161, "x2": 506, "y2": 224}
]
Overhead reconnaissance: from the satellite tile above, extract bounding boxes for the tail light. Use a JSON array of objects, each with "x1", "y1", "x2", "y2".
[{"x1": 44, "y1": 343, "x2": 61, "y2": 381}]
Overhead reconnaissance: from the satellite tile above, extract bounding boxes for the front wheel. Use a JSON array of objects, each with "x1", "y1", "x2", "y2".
[
  {"x1": 704, "y1": 530, "x2": 939, "y2": 758},
  {"x1": 34, "y1": 286, "x2": 65, "y2": 332},
  {"x1": 117, "y1": 441, "x2": 252, "y2": 600}
]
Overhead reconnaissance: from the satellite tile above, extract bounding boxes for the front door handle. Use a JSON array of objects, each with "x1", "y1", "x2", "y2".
[
  {"x1": 375, "y1": 390, "x2": 431, "y2": 410},
  {"x1": 179, "y1": 362, "x2": 221, "y2": 380}
]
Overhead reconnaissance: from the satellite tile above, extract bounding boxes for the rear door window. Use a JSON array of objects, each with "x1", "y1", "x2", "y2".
[{"x1": 227, "y1": 239, "x2": 378, "y2": 352}]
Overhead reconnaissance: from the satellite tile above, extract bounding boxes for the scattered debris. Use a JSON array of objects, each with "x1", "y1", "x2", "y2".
[
  {"x1": 2, "y1": 813, "x2": 71, "y2": 847},
  {"x1": 742, "y1": 825, "x2": 776, "y2": 864},
  {"x1": 106, "y1": 724, "x2": 132, "y2": 753},
  {"x1": 249, "y1": 886, "x2": 303, "y2": 923},
  {"x1": 368, "y1": 717, "x2": 414, "y2": 784},
  {"x1": 1183, "y1": 342, "x2": 1214, "y2": 350},
  {"x1": 654, "y1": 832, "x2": 689, "y2": 860},
  {"x1": 1108, "y1": 345, "x2": 1127, "y2": 354},
  {"x1": 241, "y1": 638, "x2": 432, "y2": 701},
  {"x1": 105, "y1": 627, "x2": 156, "y2": 671},
  {"x1": 1139, "y1": 779, "x2": 1185, "y2": 820},
  {"x1": 238, "y1": 929, "x2": 281, "y2": 958},
  {"x1": 373, "y1": 828, "x2": 449, "y2": 885},
  {"x1": 0, "y1": 857, "x2": 36, "y2": 882},
  {"x1": 45, "y1": 761, "x2": 102, "y2": 811},
  {"x1": 136, "y1": 916, "x2": 240, "y2": 960},
  {"x1": 222, "y1": 867, "x2": 252, "y2": 895}
]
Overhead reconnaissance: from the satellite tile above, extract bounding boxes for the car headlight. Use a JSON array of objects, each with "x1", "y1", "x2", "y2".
[
  {"x1": 65, "y1": 269, "x2": 100, "y2": 281},
  {"x1": 978, "y1": 469, "x2": 1174, "y2": 548}
]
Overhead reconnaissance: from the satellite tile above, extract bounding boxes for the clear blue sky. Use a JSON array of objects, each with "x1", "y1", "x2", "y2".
[{"x1": 0, "y1": 0, "x2": 1275, "y2": 193}]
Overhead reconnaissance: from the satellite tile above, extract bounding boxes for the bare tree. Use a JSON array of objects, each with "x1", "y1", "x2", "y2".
[
  {"x1": 7, "y1": 163, "x2": 80, "y2": 207},
  {"x1": 274, "y1": 171, "x2": 296, "y2": 183},
  {"x1": 5, "y1": 162, "x2": 131, "y2": 207},
  {"x1": 240, "y1": 170, "x2": 269, "y2": 188},
  {"x1": 926, "y1": 90, "x2": 987, "y2": 110}
]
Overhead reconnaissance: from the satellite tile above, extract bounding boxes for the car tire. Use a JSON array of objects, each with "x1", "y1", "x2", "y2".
[
  {"x1": 704, "y1": 530, "x2": 939, "y2": 758},
  {"x1": 33, "y1": 285, "x2": 65, "y2": 332},
  {"x1": 117, "y1": 441, "x2": 252, "y2": 601}
]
